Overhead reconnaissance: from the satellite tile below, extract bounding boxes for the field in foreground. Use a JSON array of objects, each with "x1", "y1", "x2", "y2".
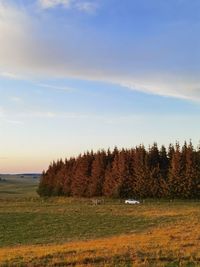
[{"x1": 0, "y1": 195, "x2": 200, "y2": 266}]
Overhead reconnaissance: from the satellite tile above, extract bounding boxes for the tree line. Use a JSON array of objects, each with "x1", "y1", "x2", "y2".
[{"x1": 38, "y1": 142, "x2": 200, "y2": 199}]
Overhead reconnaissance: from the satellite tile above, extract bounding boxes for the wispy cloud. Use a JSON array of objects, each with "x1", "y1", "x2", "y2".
[
  {"x1": 0, "y1": 1, "x2": 200, "y2": 101},
  {"x1": 0, "y1": 72, "x2": 23, "y2": 80},
  {"x1": 0, "y1": 108, "x2": 87, "y2": 120},
  {"x1": 38, "y1": 0, "x2": 98, "y2": 13},
  {"x1": 12, "y1": 111, "x2": 88, "y2": 119},
  {"x1": 38, "y1": 0, "x2": 71, "y2": 9},
  {"x1": 0, "y1": 107, "x2": 24, "y2": 125},
  {"x1": 37, "y1": 83, "x2": 74, "y2": 92},
  {"x1": 75, "y1": 2, "x2": 98, "y2": 14},
  {"x1": 0, "y1": 108, "x2": 140, "y2": 123}
]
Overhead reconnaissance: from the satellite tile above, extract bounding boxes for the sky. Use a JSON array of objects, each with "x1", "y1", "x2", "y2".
[{"x1": 0, "y1": 0, "x2": 200, "y2": 173}]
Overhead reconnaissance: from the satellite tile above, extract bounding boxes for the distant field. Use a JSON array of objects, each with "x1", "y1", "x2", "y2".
[
  {"x1": 0, "y1": 174, "x2": 40, "y2": 198},
  {"x1": 0, "y1": 177, "x2": 200, "y2": 266}
]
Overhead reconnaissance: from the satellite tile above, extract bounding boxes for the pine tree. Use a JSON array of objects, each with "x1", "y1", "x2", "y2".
[
  {"x1": 193, "y1": 146, "x2": 200, "y2": 198},
  {"x1": 168, "y1": 143, "x2": 184, "y2": 198},
  {"x1": 133, "y1": 145, "x2": 150, "y2": 198},
  {"x1": 182, "y1": 141, "x2": 197, "y2": 198},
  {"x1": 71, "y1": 152, "x2": 94, "y2": 197},
  {"x1": 103, "y1": 148, "x2": 119, "y2": 197},
  {"x1": 61, "y1": 158, "x2": 75, "y2": 196},
  {"x1": 88, "y1": 150, "x2": 107, "y2": 197},
  {"x1": 148, "y1": 143, "x2": 168, "y2": 197},
  {"x1": 159, "y1": 145, "x2": 169, "y2": 181}
]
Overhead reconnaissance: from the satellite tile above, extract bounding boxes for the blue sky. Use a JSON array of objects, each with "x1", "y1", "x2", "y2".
[{"x1": 0, "y1": 0, "x2": 200, "y2": 173}]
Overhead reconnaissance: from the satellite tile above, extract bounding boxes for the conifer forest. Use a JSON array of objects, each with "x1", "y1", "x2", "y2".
[{"x1": 38, "y1": 142, "x2": 200, "y2": 199}]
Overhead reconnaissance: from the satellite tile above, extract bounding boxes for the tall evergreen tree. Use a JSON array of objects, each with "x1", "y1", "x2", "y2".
[
  {"x1": 168, "y1": 143, "x2": 184, "y2": 198},
  {"x1": 71, "y1": 152, "x2": 94, "y2": 197},
  {"x1": 88, "y1": 150, "x2": 107, "y2": 196},
  {"x1": 133, "y1": 145, "x2": 150, "y2": 198}
]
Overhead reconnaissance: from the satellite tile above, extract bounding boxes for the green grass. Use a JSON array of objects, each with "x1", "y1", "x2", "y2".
[
  {"x1": 0, "y1": 180, "x2": 200, "y2": 266},
  {"x1": 0, "y1": 196, "x2": 198, "y2": 248},
  {"x1": 0, "y1": 176, "x2": 200, "y2": 252},
  {"x1": 0, "y1": 174, "x2": 39, "y2": 198}
]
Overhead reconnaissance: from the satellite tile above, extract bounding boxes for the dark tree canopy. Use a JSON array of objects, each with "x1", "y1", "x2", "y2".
[{"x1": 38, "y1": 142, "x2": 200, "y2": 199}]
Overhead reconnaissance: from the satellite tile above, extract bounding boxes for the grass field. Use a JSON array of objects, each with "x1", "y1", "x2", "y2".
[
  {"x1": 0, "y1": 176, "x2": 200, "y2": 266},
  {"x1": 0, "y1": 174, "x2": 39, "y2": 198}
]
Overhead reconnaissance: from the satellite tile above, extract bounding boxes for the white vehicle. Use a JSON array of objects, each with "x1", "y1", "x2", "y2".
[{"x1": 125, "y1": 199, "x2": 140, "y2": 204}]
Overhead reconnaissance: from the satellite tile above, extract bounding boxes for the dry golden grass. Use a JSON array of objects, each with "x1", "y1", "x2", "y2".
[{"x1": 1, "y1": 214, "x2": 200, "y2": 266}]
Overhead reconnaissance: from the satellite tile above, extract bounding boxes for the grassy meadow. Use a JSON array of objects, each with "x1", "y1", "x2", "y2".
[
  {"x1": 0, "y1": 175, "x2": 200, "y2": 266},
  {"x1": 0, "y1": 174, "x2": 39, "y2": 198}
]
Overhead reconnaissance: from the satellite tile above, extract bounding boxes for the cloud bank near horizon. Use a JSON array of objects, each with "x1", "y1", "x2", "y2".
[{"x1": 0, "y1": 1, "x2": 200, "y2": 101}]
